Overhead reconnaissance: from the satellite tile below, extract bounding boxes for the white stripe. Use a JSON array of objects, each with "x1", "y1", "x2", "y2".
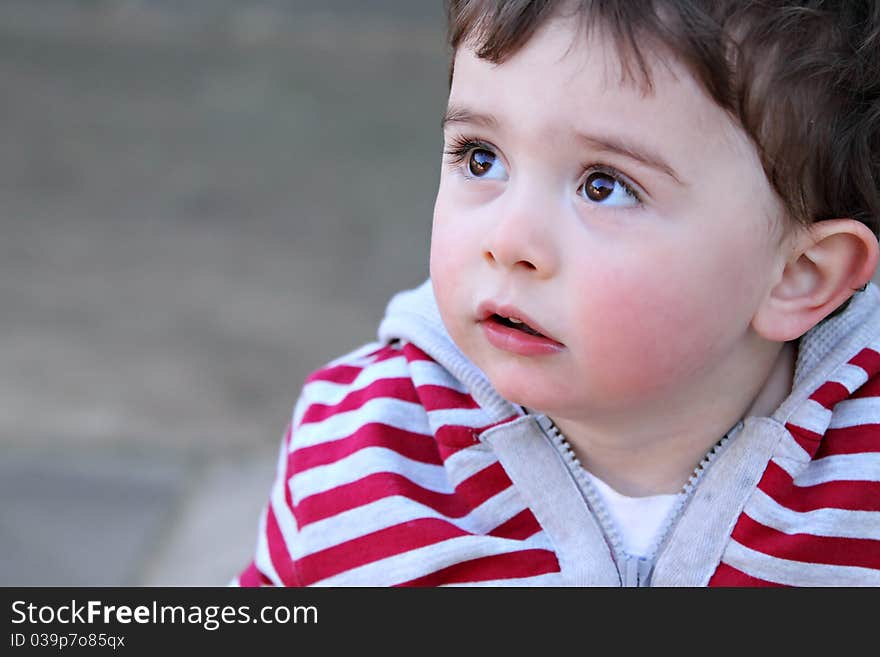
[
  {"x1": 770, "y1": 456, "x2": 800, "y2": 479},
  {"x1": 722, "y1": 539, "x2": 880, "y2": 586},
  {"x1": 312, "y1": 529, "x2": 554, "y2": 586},
  {"x1": 291, "y1": 395, "x2": 309, "y2": 437},
  {"x1": 294, "y1": 397, "x2": 432, "y2": 448},
  {"x1": 828, "y1": 398, "x2": 880, "y2": 429},
  {"x1": 442, "y1": 443, "x2": 502, "y2": 488},
  {"x1": 792, "y1": 453, "x2": 880, "y2": 486},
  {"x1": 773, "y1": 434, "x2": 811, "y2": 466},
  {"x1": 252, "y1": 506, "x2": 281, "y2": 586},
  {"x1": 292, "y1": 428, "x2": 500, "y2": 506},
  {"x1": 290, "y1": 447, "x2": 451, "y2": 503},
  {"x1": 427, "y1": 407, "x2": 494, "y2": 429},
  {"x1": 299, "y1": 355, "x2": 408, "y2": 407},
  {"x1": 409, "y1": 359, "x2": 469, "y2": 393},
  {"x1": 746, "y1": 488, "x2": 880, "y2": 540},
  {"x1": 786, "y1": 398, "x2": 832, "y2": 435},
  {"x1": 293, "y1": 484, "x2": 525, "y2": 558},
  {"x1": 826, "y1": 362, "x2": 870, "y2": 394},
  {"x1": 265, "y1": 439, "x2": 301, "y2": 582},
  {"x1": 252, "y1": 434, "x2": 294, "y2": 585}
]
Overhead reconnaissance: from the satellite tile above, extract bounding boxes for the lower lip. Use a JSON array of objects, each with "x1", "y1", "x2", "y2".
[{"x1": 480, "y1": 319, "x2": 566, "y2": 356}]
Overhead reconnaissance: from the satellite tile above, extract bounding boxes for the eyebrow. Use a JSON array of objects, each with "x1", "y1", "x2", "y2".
[{"x1": 442, "y1": 104, "x2": 685, "y2": 186}]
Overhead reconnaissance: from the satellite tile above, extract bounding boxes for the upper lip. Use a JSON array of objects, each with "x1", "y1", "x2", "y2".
[{"x1": 476, "y1": 300, "x2": 563, "y2": 344}]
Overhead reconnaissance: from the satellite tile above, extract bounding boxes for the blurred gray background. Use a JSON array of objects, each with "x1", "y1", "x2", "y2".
[{"x1": 0, "y1": 0, "x2": 447, "y2": 585}]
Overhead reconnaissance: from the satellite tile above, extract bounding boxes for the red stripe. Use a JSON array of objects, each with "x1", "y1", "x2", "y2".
[
  {"x1": 708, "y1": 562, "x2": 785, "y2": 587},
  {"x1": 435, "y1": 425, "x2": 481, "y2": 451},
  {"x1": 849, "y1": 347, "x2": 880, "y2": 377},
  {"x1": 237, "y1": 562, "x2": 273, "y2": 587},
  {"x1": 402, "y1": 343, "x2": 435, "y2": 362},
  {"x1": 436, "y1": 442, "x2": 481, "y2": 462},
  {"x1": 731, "y1": 513, "x2": 880, "y2": 569},
  {"x1": 370, "y1": 344, "x2": 406, "y2": 363},
  {"x1": 398, "y1": 549, "x2": 560, "y2": 586},
  {"x1": 305, "y1": 363, "x2": 364, "y2": 386},
  {"x1": 489, "y1": 508, "x2": 543, "y2": 540},
  {"x1": 851, "y1": 377, "x2": 880, "y2": 400},
  {"x1": 809, "y1": 380, "x2": 850, "y2": 410},
  {"x1": 456, "y1": 461, "x2": 513, "y2": 507},
  {"x1": 294, "y1": 462, "x2": 511, "y2": 526},
  {"x1": 758, "y1": 460, "x2": 880, "y2": 512},
  {"x1": 296, "y1": 472, "x2": 463, "y2": 526},
  {"x1": 849, "y1": 348, "x2": 880, "y2": 402},
  {"x1": 265, "y1": 504, "x2": 302, "y2": 586},
  {"x1": 301, "y1": 345, "x2": 402, "y2": 386},
  {"x1": 294, "y1": 518, "x2": 469, "y2": 584},
  {"x1": 434, "y1": 417, "x2": 523, "y2": 456},
  {"x1": 785, "y1": 422, "x2": 823, "y2": 457},
  {"x1": 417, "y1": 384, "x2": 481, "y2": 411},
  {"x1": 300, "y1": 378, "x2": 420, "y2": 424},
  {"x1": 290, "y1": 422, "x2": 441, "y2": 475},
  {"x1": 815, "y1": 423, "x2": 880, "y2": 458}
]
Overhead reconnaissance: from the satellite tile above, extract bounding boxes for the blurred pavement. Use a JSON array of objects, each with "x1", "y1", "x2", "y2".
[{"x1": 0, "y1": 0, "x2": 447, "y2": 586}]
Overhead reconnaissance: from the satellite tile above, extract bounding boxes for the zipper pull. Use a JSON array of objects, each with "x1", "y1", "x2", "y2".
[{"x1": 622, "y1": 557, "x2": 653, "y2": 587}]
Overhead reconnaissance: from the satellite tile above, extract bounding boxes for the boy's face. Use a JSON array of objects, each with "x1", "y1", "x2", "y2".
[{"x1": 430, "y1": 15, "x2": 791, "y2": 421}]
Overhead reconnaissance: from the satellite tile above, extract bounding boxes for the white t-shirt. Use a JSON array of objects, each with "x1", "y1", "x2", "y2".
[{"x1": 581, "y1": 469, "x2": 681, "y2": 558}]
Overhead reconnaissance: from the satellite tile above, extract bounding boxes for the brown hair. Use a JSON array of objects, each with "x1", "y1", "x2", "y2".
[{"x1": 445, "y1": 0, "x2": 880, "y2": 317}]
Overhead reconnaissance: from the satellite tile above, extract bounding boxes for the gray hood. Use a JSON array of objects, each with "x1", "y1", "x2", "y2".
[{"x1": 377, "y1": 278, "x2": 521, "y2": 423}]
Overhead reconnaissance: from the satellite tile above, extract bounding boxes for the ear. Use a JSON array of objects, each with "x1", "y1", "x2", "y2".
[{"x1": 752, "y1": 219, "x2": 880, "y2": 341}]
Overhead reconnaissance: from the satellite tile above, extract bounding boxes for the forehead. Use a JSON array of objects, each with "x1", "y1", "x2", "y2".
[{"x1": 448, "y1": 14, "x2": 747, "y2": 159}]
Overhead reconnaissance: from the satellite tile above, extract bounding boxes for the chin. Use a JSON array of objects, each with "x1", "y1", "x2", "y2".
[{"x1": 489, "y1": 376, "x2": 558, "y2": 414}]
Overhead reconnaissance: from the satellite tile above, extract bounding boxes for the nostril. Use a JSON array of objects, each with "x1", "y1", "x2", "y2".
[{"x1": 483, "y1": 250, "x2": 537, "y2": 270}]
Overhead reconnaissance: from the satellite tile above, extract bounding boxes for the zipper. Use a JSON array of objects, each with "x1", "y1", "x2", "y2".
[
  {"x1": 621, "y1": 555, "x2": 655, "y2": 587},
  {"x1": 532, "y1": 411, "x2": 742, "y2": 586},
  {"x1": 646, "y1": 422, "x2": 742, "y2": 577}
]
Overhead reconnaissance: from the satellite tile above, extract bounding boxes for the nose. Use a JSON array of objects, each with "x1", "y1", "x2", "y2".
[{"x1": 481, "y1": 191, "x2": 560, "y2": 277}]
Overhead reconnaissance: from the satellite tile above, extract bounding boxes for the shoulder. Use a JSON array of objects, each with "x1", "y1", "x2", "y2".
[
  {"x1": 784, "y1": 338, "x2": 880, "y2": 458},
  {"x1": 293, "y1": 340, "x2": 455, "y2": 438},
  {"x1": 276, "y1": 342, "x2": 542, "y2": 585},
  {"x1": 243, "y1": 341, "x2": 547, "y2": 586},
  {"x1": 291, "y1": 340, "x2": 491, "y2": 449},
  {"x1": 285, "y1": 340, "x2": 493, "y2": 495},
  {"x1": 722, "y1": 341, "x2": 880, "y2": 584}
]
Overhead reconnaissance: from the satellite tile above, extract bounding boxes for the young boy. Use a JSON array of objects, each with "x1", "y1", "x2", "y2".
[{"x1": 237, "y1": 0, "x2": 880, "y2": 586}]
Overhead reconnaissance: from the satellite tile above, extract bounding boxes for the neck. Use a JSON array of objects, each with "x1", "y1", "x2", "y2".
[{"x1": 548, "y1": 340, "x2": 797, "y2": 497}]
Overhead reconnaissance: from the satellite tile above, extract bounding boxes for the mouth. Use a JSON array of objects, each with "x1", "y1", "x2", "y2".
[
  {"x1": 476, "y1": 301, "x2": 562, "y2": 344},
  {"x1": 488, "y1": 313, "x2": 547, "y2": 338}
]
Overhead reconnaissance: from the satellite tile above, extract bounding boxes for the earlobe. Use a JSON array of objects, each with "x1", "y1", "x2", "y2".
[{"x1": 752, "y1": 219, "x2": 880, "y2": 342}]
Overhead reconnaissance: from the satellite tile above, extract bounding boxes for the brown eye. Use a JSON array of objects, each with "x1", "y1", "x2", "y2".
[
  {"x1": 579, "y1": 169, "x2": 640, "y2": 207},
  {"x1": 468, "y1": 149, "x2": 496, "y2": 177},
  {"x1": 584, "y1": 171, "x2": 615, "y2": 201}
]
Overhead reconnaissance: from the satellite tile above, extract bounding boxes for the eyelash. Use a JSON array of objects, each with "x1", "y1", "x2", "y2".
[
  {"x1": 443, "y1": 135, "x2": 492, "y2": 168},
  {"x1": 443, "y1": 134, "x2": 643, "y2": 203}
]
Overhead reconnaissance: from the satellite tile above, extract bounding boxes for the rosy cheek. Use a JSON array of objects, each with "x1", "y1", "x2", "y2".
[
  {"x1": 572, "y1": 269, "x2": 718, "y2": 404},
  {"x1": 429, "y1": 208, "x2": 456, "y2": 286},
  {"x1": 430, "y1": 212, "x2": 473, "y2": 345}
]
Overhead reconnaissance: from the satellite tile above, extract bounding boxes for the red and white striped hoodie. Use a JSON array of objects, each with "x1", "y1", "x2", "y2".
[{"x1": 237, "y1": 279, "x2": 880, "y2": 586}]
